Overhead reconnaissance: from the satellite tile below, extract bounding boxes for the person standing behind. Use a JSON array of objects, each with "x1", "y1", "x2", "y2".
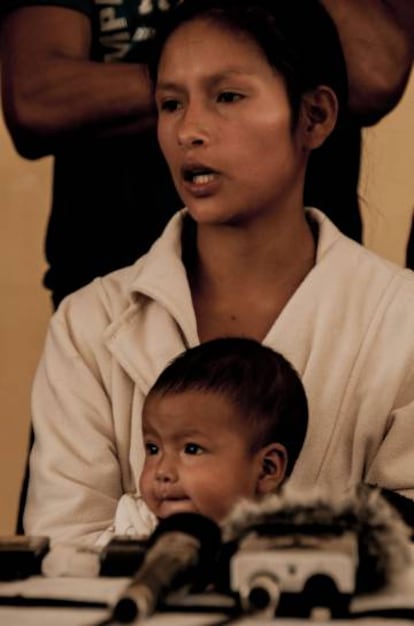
[
  {"x1": 315, "y1": 0, "x2": 413, "y2": 254},
  {"x1": 321, "y1": 0, "x2": 414, "y2": 270},
  {"x1": 1, "y1": 0, "x2": 413, "y2": 310},
  {"x1": 0, "y1": 1, "x2": 183, "y2": 308}
]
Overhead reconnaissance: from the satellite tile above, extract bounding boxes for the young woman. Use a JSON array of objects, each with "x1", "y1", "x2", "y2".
[{"x1": 25, "y1": 0, "x2": 414, "y2": 544}]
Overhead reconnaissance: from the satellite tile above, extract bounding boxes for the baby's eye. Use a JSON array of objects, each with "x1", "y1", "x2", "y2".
[
  {"x1": 158, "y1": 98, "x2": 181, "y2": 113},
  {"x1": 217, "y1": 91, "x2": 244, "y2": 104},
  {"x1": 184, "y1": 443, "x2": 204, "y2": 455},
  {"x1": 145, "y1": 442, "x2": 159, "y2": 456}
]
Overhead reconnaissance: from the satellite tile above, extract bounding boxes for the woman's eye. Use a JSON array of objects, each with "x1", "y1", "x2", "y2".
[
  {"x1": 184, "y1": 443, "x2": 203, "y2": 455},
  {"x1": 217, "y1": 91, "x2": 244, "y2": 104},
  {"x1": 145, "y1": 442, "x2": 159, "y2": 456},
  {"x1": 159, "y1": 98, "x2": 181, "y2": 113}
]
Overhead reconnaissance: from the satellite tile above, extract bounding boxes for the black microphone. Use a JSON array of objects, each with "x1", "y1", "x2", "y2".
[{"x1": 112, "y1": 512, "x2": 221, "y2": 623}]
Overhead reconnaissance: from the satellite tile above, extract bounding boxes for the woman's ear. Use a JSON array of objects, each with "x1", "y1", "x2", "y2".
[
  {"x1": 256, "y1": 443, "x2": 288, "y2": 495},
  {"x1": 300, "y1": 85, "x2": 339, "y2": 150}
]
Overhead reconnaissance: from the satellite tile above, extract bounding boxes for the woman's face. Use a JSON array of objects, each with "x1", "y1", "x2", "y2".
[{"x1": 155, "y1": 17, "x2": 310, "y2": 227}]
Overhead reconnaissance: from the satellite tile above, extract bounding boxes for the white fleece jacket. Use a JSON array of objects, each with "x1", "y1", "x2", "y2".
[{"x1": 25, "y1": 209, "x2": 414, "y2": 545}]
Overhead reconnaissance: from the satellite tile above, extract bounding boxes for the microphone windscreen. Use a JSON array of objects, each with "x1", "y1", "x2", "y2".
[{"x1": 221, "y1": 484, "x2": 412, "y2": 593}]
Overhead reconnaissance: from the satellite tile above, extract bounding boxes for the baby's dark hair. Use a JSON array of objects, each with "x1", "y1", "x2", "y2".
[
  {"x1": 147, "y1": 337, "x2": 308, "y2": 477},
  {"x1": 149, "y1": 0, "x2": 348, "y2": 127}
]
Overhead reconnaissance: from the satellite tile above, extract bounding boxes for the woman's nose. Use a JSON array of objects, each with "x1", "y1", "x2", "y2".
[{"x1": 177, "y1": 105, "x2": 209, "y2": 148}]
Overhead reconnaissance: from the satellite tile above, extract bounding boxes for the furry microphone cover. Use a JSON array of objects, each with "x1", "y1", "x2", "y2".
[{"x1": 221, "y1": 484, "x2": 412, "y2": 593}]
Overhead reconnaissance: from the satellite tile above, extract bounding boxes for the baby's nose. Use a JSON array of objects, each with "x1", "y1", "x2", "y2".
[
  {"x1": 155, "y1": 457, "x2": 177, "y2": 482},
  {"x1": 155, "y1": 471, "x2": 173, "y2": 483}
]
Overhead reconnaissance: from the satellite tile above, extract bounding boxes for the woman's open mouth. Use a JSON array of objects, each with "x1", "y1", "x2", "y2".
[{"x1": 181, "y1": 164, "x2": 221, "y2": 196}]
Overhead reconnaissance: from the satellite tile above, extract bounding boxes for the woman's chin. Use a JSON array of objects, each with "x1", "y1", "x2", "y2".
[{"x1": 186, "y1": 204, "x2": 244, "y2": 228}]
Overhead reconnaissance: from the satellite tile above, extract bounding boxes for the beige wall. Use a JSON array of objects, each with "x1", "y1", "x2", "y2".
[
  {"x1": 360, "y1": 69, "x2": 414, "y2": 265},
  {"x1": 0, "y1": 108, "x2": 52, "y2": 534},
  {"x1": 0, "y1": 70, "x2": 414, "y2": 536}
]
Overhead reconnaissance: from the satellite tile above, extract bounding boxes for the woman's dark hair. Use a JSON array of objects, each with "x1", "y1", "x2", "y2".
[
  {"x1": 149, "y1": 0, "x2": 348, "y2": 126},
  {"x1": 147, "y1": 337, "x2": 308, "y2": 477}
]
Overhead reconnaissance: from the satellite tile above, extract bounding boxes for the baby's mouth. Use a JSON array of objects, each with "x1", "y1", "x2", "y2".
[
  {"x1": 155, "y1": 489, "x2": 188, "y2": 502},
  {"x1": 158, "y1": 495, "x2": 189, "y2": 504},
  {"x1": 156, "y1": 494, "x2": 194, "y2": 518}
]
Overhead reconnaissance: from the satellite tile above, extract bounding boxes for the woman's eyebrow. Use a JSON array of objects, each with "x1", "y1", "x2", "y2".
[{"x1": 156, "y1": 68, "x2": 256, "y2": 92}]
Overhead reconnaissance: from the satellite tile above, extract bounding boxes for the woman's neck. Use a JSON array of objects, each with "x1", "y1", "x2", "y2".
[{"x1": 186, "y1": 208, "x2": 316, "y2": 342}]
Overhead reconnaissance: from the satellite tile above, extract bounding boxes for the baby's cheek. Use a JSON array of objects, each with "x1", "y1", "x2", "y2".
[
  {"x1": 198, "y1": 483, "x2": 234, "y2": 522},
  {"x1": 138, "y1": 466, "x2": 151, "y2": 498}
]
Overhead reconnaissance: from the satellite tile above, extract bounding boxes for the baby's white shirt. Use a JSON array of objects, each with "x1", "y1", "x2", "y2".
[{"x1": 96, "y1": 494, "x2": 158, "y2": 546}]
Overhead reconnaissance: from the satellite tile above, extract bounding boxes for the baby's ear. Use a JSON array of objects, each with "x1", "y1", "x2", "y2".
[
  {"x1": 300, "y1": 85, "x2": 338, "y2": 150},
  {"x1": 256, "y1": 443, "x2": 288, "y2": 495}
]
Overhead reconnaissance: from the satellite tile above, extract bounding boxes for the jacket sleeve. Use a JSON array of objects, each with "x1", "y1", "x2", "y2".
[
  {"x1": 367, "y1": 395, "x2": 414, "y2": 534},
  {"x1": 366, "y1": 396, "x2": 414, "y2": 503},
  {"x1": 25, "y1": 293, "x2": 123, "y2": 545},
  {"x1": 363, "y1": 280, "x2": 414, "y2": 512}
]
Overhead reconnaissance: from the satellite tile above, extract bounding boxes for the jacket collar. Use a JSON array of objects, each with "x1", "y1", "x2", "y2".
[
  {"x1": 104, "y1": 210, "x2": 199, "y2": 391},
  {"x1": 104, "y1": 207, "x2": 341, "y2": 391}
]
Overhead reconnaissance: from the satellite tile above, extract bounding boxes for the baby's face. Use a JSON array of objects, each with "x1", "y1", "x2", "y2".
[{"x1": 139, "y1": 390, "x2": 263, "y2": 523}]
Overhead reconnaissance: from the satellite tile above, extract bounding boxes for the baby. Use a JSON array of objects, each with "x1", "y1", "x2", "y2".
[{"x1": 99, "y1": 337, "x2": 308, "y2": 542}]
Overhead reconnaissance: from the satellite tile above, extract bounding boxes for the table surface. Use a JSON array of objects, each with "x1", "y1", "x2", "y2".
[
  {"x1": 2, "y1": 542, "x2": 414, "y2": 626},
  {"x1": 1, "y1": 574, "x2": 414, "y2": 626},
  {"x1": 1, "y1": 607, "x2": 414, "y2": 626}
]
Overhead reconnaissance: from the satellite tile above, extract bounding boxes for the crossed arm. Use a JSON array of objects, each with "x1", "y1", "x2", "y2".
[
  {"x1": 1, "y1": 1, "x2": 413, "y2": 159},
  {"x1": 321, "y1": 0, "x2": 414, "y2": 124},
  {"x1": 0, "y1": 6, "x2": 156, "y2": 158}
]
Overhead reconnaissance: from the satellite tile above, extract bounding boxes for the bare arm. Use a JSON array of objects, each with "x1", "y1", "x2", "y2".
[
  {"x1": 0, "y1": 6, "x2": 156, "y2": 158},
  {"x1": 321, "y1": 0, "x2": 413, "y2": 124}
]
